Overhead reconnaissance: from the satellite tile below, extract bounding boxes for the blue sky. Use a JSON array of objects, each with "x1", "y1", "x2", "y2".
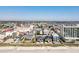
[{"x1": 0, "y1": 6, "x2": 79, "y2": 21}]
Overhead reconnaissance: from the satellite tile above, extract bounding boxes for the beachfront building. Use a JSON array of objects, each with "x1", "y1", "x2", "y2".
[{"x1": 62, "y1": 24, "x2": 79, "y2": 40}]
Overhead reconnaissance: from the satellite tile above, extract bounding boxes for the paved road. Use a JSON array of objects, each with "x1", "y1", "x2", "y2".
[{"x1": 0, "y1": 47, "x2": 79, "y2": 53}]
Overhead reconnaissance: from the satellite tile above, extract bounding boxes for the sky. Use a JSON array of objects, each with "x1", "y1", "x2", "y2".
[{"x1": 0, "y1": 6, "x2": 79, "y2": 21}]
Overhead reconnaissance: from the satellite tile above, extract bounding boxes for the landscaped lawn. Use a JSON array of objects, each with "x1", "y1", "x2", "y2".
[{"x1": 0, "y1": 42, "x2": 79, "y2": 47}]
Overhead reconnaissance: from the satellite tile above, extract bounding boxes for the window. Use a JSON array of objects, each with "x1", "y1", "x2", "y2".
[{"x1": 64, "y1": 28, "x2": 71, "y2": 37}]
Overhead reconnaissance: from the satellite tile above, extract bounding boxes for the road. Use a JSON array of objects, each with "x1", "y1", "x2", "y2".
[{"x1": 0, "y1": 46, "x2": 79, "y2": 53}]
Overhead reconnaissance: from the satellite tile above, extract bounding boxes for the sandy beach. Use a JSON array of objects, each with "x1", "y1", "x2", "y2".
[{"x1": 0, "y1": 46, "x2": 79, "y2": 53}]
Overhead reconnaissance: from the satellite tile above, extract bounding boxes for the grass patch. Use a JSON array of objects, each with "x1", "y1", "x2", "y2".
[{"x1": 0, "y1": 43, "x2": 79, "y2": 47}]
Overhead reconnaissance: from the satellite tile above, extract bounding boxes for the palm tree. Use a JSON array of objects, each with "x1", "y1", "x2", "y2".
[{"x1": 31, "y1": 28, "x2": 37, "y2": 43}]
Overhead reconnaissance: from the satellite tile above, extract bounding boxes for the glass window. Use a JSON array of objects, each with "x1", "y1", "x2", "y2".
[
  {"x1": 77, "y1": 28, "x2": 79, "y2": 37},
  {"x1": 64, "y1": 28, "x2": 71, "y2": 37}
]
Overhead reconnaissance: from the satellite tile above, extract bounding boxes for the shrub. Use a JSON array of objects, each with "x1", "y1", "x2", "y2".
[{"x1": 31, "y1": 38, "x2": 36, "y2": 43}]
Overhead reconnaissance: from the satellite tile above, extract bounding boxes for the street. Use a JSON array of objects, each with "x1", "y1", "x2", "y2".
[{"x1": 0, "y1": 46, "x2": 79, "y2": 53}]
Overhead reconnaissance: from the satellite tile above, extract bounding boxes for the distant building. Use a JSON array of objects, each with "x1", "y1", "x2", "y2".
[{"x1": 62, "y1": 24, "x2": 79, "y2": 40}]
